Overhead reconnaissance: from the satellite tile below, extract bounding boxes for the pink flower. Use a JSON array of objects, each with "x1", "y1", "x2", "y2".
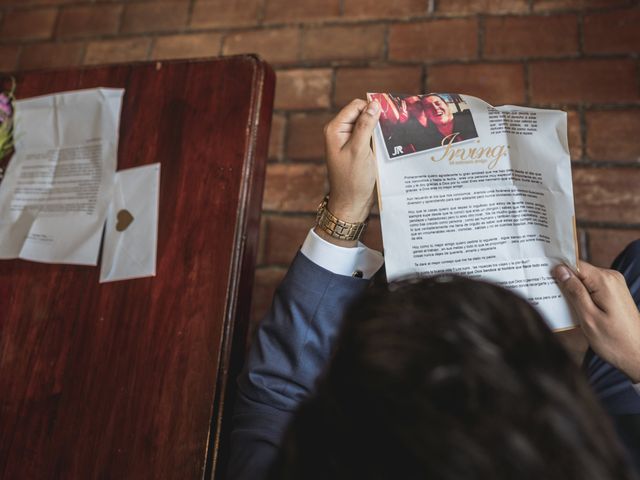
[{"x1": 0, "y1": 93, "x2": 12, "y2": 123}]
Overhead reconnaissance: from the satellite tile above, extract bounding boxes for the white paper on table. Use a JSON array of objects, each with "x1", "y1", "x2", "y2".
[
  {"x1": 368, "y1": 92, "x2": 578, "y2": 331},
  {"x1": 0, "y1": 88, "x2": 123, "y2": 265},
  {"x1": 100, "y1": 163, "x2": 160, "y2": 283}
]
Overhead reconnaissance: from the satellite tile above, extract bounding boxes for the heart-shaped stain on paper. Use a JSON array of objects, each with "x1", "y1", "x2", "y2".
[{"x1": 116, "y1": 209, "x2": 134, "y2": 232}]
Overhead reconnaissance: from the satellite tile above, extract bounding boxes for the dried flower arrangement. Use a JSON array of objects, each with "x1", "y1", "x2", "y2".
[{"x1": 0, "y1": 77, "x2": 16, "y2": 181}]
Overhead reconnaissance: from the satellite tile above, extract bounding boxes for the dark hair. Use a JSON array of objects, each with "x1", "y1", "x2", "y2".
[
  {"x1": 422, "y1": 92, "x2": 449, "y2": 105},
  {"x1": 269, "y1": 275, "x2": 635, "y2": 480}
]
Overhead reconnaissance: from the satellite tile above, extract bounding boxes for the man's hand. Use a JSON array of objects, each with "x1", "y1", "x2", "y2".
[
  {"x1": 324, "y1": 99, "x2": 380, "y2": 223},
  {"x1": 315, "y1": 99, "x2": 381, "y2": 247},
  {"x1": 553, "y1": 261, "x2": 640, "y2": 382}
]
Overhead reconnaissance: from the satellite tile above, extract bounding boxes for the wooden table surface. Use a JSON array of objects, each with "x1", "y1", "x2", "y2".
[{"x1": 0, "y1": 55, "x2": 274, "y2": 479}]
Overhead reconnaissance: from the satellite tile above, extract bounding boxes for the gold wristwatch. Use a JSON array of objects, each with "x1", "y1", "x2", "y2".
[{"x1": 315, "y1": 195, "x2": 367, "y2": 241}]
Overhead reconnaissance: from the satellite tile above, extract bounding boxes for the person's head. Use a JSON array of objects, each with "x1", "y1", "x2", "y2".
[
  {"x1": 423, "y1": 94, "x2": 454, "y2": 126},
  {"x1": 269, "y1": 275, "x2": 635, "y2": 480},
  {"x1": 403, "y1": 95, "x2": 424, "y2": 119}
]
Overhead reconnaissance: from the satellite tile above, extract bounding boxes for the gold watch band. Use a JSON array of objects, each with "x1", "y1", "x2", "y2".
[{"x1": 315, "y1": 195, "x2": 367, "y2": 241}]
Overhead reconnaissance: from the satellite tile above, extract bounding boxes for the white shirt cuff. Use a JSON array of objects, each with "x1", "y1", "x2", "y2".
[
  {"x1": 633, "y1": 382, "x2": 640, "y2": 396},
  {"x1": 300, "y1": 228, "x2": 384, "y2": 279}
]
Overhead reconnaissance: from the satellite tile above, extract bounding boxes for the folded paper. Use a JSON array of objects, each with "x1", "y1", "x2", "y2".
[
  {"x1": 100, "y1": 163, "x2": 160, "y2": 283},
  {"x1": 368, "y1": 92, "x2": 576, "y2": 330},
  {"x1": 0, "y1": 88, "x2": 123, "y2": 265}
]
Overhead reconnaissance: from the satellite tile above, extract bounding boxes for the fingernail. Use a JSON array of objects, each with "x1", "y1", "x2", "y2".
[
  {"x1": 554, "y1": 265, "x2": 572, "y2": 282},
  {"x1": 367, "y1": 101, "x2": 379, "y2": 115}
]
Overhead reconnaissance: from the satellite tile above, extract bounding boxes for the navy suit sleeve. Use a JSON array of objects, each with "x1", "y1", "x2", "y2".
[{"x1": 227, "y1": 251, "x2": 371, "y2": 480}]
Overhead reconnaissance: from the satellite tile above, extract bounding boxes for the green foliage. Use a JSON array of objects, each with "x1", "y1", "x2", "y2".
[{"x1": 0, "y1": 77, "x2": 16, "y2": 160}]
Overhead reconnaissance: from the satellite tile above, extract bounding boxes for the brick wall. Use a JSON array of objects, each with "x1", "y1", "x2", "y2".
[{"x1": 1, "y1": 0, "x2": 639, "y2": 327}]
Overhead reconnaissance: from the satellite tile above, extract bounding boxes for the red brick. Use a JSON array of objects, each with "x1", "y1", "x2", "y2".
[
  {"x1": 573, "y1": 167, "x2": 640, "y2": 223},
  {"x1": 190, "y1": 0, "x2": 261, "y2": 29},
  {"x1": 334, "y1": 66, "x2": 423, "y2": 107},
  {"x1": 274, "y1": 69, "x2": 332, "y2": 110},
  {"x1": 122, "y1": 2, "x2": 189, "y2": 34},
  {"x1": 151, "y1": 33, "x2": 222, "y2": 60},
  {"x1": 437, "y1": 0, "x2": 529, "y2": 14},
  {"x1": 263, "y1": 215, "x2": 314, "y2": 264},
  {"x1": 484, "y1": 14, "x2": 578, "y2": 59},
  {"x1": 264, "y1": 0, "x2": 340, "y2": 23},
  {"x1": 343, "y1": 0, "x2": 426, "y2": 19},
  {"x1": 223, "y1": 28, "x2": 300, "y2": 65},
  {"x1": 263, "y1": 163, "x2": 327, "y2": 212},
  {"x1": 256, "y1": 215, "x2": 267, "y2": 265},
  {"x1": 584, "y1": 8, "x2": 640, "y2": 54},
  {"x1": 389, "y1": 18, "x2": 478, "y2": 62},
  {"x1": 1, "y1": 8, "x2": 57, "y2": 41},
  {"x1": 84, "y1": 38, "x2": 151, "y2": 65},
  {"x1": 56, "y1": 5, "x2": 121, "y2": 38},
  {"x1": 250, "y1": 267, "x2": 287, "y2": 330},
  {"x1": 303, "y1": 25, "x2": 385, "y2": 62},
  {"x1": 428, "y1": 63, "x2": 525, "y2": 105},
  {"x1": 0, "y1": 0, "x2": 81, "y2": 4},
  {"x1": 567, "y1": 110, "x2": 582, "y2": 161},
  {"x1": 587, "y1": 228, "x2": 640, "y2": 268},
  {"x1": 268, "y1": 113, "x2": 286, "y2": 160},
  {"x1": 286, "y1": 112, "x2": 333, "y2": 160},
  {"x1": 585, "y1": 110, "x2": 640, "y2": 162},
  {"x1": 19, "y1": 42, "x2": 83, "y2": 70},
  {"x1": 533, "y1": 0, "x2": 631, "y2": 11},
  {"x1": 530, "y1": 59, "x2": 638, "y2": 105},
  {"x1": 0, "y1": 45, "x2": 19, "y2": 72}
]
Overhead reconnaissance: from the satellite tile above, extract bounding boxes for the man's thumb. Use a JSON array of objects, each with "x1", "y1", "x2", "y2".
[
  {"x1": 347, "y1": 101, "x2": 380, "y2": 153},
  {"x1": 552, "y1": 264, "x2": 595, "y2": 316}
]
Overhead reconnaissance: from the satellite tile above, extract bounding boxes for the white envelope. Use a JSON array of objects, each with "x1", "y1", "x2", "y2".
[{"x1": 99, "y1": 163, "x2": 160, "y2": 283}]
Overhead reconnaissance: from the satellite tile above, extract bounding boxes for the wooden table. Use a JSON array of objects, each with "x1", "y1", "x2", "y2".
[{"x1": 0, "y1": 56, "x2": 274, "y2": 479}]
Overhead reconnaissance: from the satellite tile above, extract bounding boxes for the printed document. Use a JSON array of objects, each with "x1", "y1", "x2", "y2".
[
  {"x1": 0, "y1": 88, "x2": 123, "y2": 265},
  {"x1": 368, "y1": 93, "x2": 577, "y2": 330}
]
